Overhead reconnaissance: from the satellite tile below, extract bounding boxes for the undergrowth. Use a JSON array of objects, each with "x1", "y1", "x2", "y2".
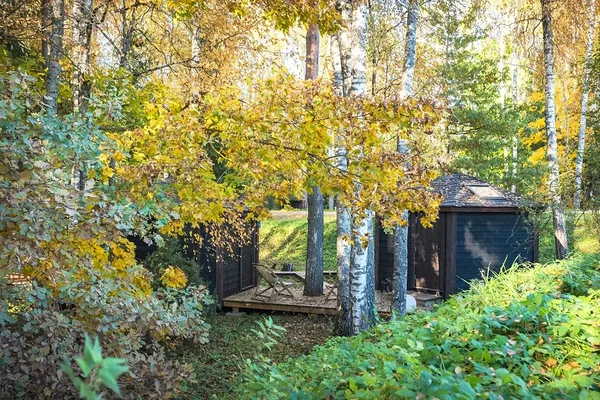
[{"x1": 238, "y1": 256, "x2": 600, "y2": 399}]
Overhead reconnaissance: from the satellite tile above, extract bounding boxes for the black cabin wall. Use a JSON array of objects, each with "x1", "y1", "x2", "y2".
[
  {"x1": 454, "y1": 212, "x2": 534, "y2": 291},
  {"x1": 376, "y1": 210, "x2": 536, "y2": 297}
]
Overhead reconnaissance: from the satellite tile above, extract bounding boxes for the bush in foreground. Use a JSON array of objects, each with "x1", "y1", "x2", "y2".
[{"x1": 239, "y1": 256, "x2": 600, "y2": 399}]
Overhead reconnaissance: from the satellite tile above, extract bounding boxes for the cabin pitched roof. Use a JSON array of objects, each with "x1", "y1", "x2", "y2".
[{"x1": 432, "y1": 174, "x2": 522, "y2": 208}]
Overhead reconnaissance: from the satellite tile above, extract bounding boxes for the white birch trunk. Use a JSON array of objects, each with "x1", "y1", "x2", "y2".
[
  {"x1": 333, "y1": 28, "x2": 353, "y2": 336},
  {"x1": 336, "y1": 0, "x2": 375, "y2": 334},
  {"x1": 574, "y1": 0, "x2": 596, "y2": 209},
  {"x1": 392, "y1": 0, "x2": 418, "y2": 316},
  {"x1": 511, "y1": 45, "x2": 518, "y2": 193},
  {"x1": 541, "y1": 0, "x2": 569, "y2": 259}
]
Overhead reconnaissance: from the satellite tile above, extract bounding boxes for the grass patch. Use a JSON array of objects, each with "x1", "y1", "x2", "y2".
[
  {"x1": 260, "y1": 211, "x2": 337, "y2": 271},
  {"x1": 538, "y1": 211, "x2": 600, "y2": 263},
  {"x1": 237, "y1": 255, "x2": 600, "y2": 399},
  {"x1": 175, "y1": 313, "x2": 334, "y2": 399}
]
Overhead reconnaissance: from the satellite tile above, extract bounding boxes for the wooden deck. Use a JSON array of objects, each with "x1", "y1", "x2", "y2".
[{"x1": 223, "y1": 285, "x2": 442, "y2": 316}]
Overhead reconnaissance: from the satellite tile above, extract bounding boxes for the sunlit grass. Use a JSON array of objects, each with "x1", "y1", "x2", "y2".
[{"x1": 259, "y1": 211, "x2": 337, "y2": 271}]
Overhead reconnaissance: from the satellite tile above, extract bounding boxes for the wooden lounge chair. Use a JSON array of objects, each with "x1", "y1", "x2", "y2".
[
  {"x1": 324, "y1": 282, "x2": 337, "y2": 301},
  {"x1": 253, "y1": 264, "x2": 295, "y2": 300}
]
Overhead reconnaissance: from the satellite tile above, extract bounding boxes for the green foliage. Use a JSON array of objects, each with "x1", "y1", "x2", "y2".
[
  {"x1": 238, "y1": 256, "x2": 600, "y2": 399},
  {"x1": 250, "y1": 317, "x2": 287, "y2": 350},
  {"x1": 1, "y1": 264, "x2": 212, "y2": 398},
  {"x1": 142, "y1": 236, "x2": 203, "y2": 289},
  {"x1": 61, "y1": 335, "x2": 129, "y2": 400}
]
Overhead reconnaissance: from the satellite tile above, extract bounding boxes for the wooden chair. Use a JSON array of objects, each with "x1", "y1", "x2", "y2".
[
  {"x1": 324, "y1": 282, "x2": 337, "y2": 301},
  {"x1": 253, "y1": 264, "x2": 295, "y2": 300}
]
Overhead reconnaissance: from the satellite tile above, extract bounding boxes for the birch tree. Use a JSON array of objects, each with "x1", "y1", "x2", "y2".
[
  {"x1": 44, "y1": 0, "x2": 65, "y2": 115},
  {"x1": 574, "y1": 0, "x2": 597, "y2": 209},
  {"x1": 332, "y1": 32, "x2": 353, "y2": 336},
  {"x1": 304, "y1": 21, "x2": 325, "y2": 296},
  {"x1": 336, "y1": 0, "x2": 377, "y2": 334},
  {"x1": 541, "y1": 0, "x2": 569, "y2": 259},
  {"x1": 392, "y1": 0, "x2": 418, "y2": 316}
]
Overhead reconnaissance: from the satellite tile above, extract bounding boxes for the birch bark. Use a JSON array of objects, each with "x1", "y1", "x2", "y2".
[
  {"x1": 541, "y1": 0, "x2": 569, "y2": 259},
  {"x1": 336, "y1": 0, "x2": 376, "y2": 334},
  {"x1": 392, "y1": 0, "x2": 418, "y2": 316},
  {"x1": 332, "y1": 31, "x2": 352, "y2": 336},
  {"x1": 574, "y1": 0, "x2": 596, "y2": 209}
]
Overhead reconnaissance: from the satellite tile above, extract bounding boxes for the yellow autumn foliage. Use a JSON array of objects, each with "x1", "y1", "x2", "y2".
[{"x1": 160, "y1": 266, "x2": 188, "y2": 289}]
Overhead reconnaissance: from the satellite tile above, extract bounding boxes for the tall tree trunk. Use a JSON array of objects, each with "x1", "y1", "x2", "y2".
[
  {"x1": 336, "y1": 0, "x2": 376, "y2": 334},
  {"x1": 511, "y1": 44, "x2": 518, "y2": 193},
  {"x1": 72, "y1": 0, "x2": 93, "y2": 114},
  {"x1": 348, "y1": 1, "x2": 376, "y2": 333},
  {"x1": 392, "y1": 0, "x2": 418, "y2": 316},
  {"x1": 304, "y1": 23, "x2": 325, "y2": 296},
  {"x1": 574, "y1": 0, "x2": 596, "y2": 209},
  {"x1": 399, "y1": 0, "x2": 418, "y2": 100},
  {"x1": 119, "y1": 0, "x2": 133, "y2": 69},
  {"x1": 541, "y1": 0, "x2": 569, "y2": 259},
  {"x1": 72, "y1": 0, "x2": 93, "y2": 192},
  {"x1": 44, "y1": 0, "x2": 65, "y2": 115},
  {"x1": 41, "y1": 0, "x2": 50, "y2": 66},
  {"x1": 332, "y1": 33, "x2": 352, "y2": 336}
]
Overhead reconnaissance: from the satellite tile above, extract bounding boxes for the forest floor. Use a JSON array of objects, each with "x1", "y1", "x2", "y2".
[{"x1": 175, "y1": 313, "x2": 335, "y2": 399}]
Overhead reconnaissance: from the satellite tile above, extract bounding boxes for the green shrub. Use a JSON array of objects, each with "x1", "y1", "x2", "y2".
[
  {"x1": 0, "y1": 265, "x2": 212, "y2": 399},
  {"x1": 238, "y1": 256, "x2": 600, "y2": 399},
  {"x1": 142, "y1": 236, "x2": 203, "y2": 289}
]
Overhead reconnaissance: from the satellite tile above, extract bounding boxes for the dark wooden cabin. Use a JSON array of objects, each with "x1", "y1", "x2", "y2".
[
  {"x1": 376, "y1": 174, "x2": 538, "y2": 298},
  {"x1": 131, "y1": 222, "x2": 259, "y2": 306},
  {"x1": 187, "y1": 224, "x2": 259, "y2": 305}
]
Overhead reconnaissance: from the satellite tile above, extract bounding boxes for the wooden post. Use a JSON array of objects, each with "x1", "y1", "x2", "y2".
[{"x1": 444, "y1": 212, "x2": 457, "y2": 298}]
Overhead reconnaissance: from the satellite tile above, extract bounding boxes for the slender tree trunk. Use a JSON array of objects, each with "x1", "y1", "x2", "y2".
[
  {"x1": 72, "y1": 0, "x2": 93, "y2": 192},
  {"x1": 392, "y1": 0, "x2": 418, "y2": 316},
  {"x1": 44, "y1": 0, "x2": 65, "y2": 115},
  {"x1": 332, "y1": 32, "x2": 352, "y2": 336},
  {"x1": 72, "y1": 0, "x2": 93, "y2": 114},
  {"x1": 304, "y1": 23, "x2": 325, "y2": 296},
  {"x1": 399, "y1": 0, "x2": 418, "y2": 100},
  {"x1": 511, "y1": 45, "x2": 518, "y2": 193},
  {"x1": 332, "y1": 35, "x2": 344, "y2": 96},
  {"x1": 562, "y1": 74, "x2": 569, "y2": 166},
  {"x1": 541, "y1": 0, "x2": 569, "y2": 259},
  {"x1": 41, "y1": 0, "x2": 50, "y2": 67},
  {"x1": 190, "y1": 19, "x2": 202, "y2": 103},
  {"x1": 574, "y1": 0, "x2": 596, "y2": 209},
  {"x1": 119, "y1": 0, "x2": 133, "y2": 69}
]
